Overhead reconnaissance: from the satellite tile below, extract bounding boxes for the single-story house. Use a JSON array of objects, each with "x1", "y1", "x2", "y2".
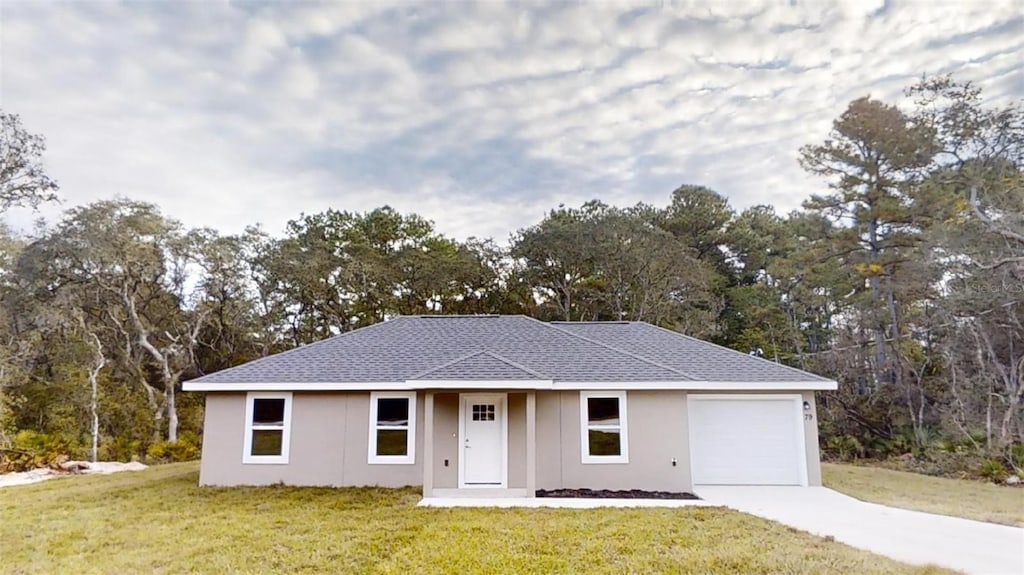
[{"x1": 183, "y1": 315, "x2": 837, "y2": 496}]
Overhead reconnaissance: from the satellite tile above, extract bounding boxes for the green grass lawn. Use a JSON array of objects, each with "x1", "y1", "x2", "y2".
[
  {"x1": 0, "y1": 462, "x2": 953, "y2": 575},
  {"x1": 823, "y1": 462, "x2": 1024, "y2": 527}
]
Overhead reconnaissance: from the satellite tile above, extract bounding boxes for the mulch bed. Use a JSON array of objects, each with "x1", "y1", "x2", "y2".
[{"x1": 535, "y1": 488, "x2": 700, "y2": 500}]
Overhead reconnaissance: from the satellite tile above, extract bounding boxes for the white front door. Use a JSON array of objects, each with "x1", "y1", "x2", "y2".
[{"x1": 460, "y1": 393, "x2": 507, "y2": 487}]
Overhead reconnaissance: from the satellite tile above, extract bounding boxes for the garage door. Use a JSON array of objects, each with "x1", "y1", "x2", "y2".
[{"x1": 688, "y1": 395, "x2": 807, "y2": 485}]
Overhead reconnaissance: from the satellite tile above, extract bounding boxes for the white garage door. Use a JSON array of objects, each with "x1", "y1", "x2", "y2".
[{"x1": 688, "y1": 395, "x2": 807, "y2": 485}]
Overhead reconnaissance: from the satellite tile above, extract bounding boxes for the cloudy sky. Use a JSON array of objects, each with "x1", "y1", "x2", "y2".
[{"x1": 2, "y1": 1, "x2": 1021, "y2": 241}]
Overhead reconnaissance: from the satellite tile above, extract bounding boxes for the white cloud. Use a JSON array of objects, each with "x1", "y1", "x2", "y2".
[
  {"x1": 236, "y1": 18, "x2": 288, "y2": 74},
  {"x1": 1, "y1": 1, "x2": 1020, "y2": 242}
]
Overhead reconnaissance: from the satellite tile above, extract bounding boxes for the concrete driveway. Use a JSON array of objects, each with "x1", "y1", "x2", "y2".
[{"x1": 696, "y1": 486, "x2": 1024, "y2": 575}]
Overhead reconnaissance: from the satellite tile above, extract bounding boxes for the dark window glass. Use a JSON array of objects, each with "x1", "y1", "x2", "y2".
[
  {"x1": 587, "y1": 397, "x2": 620, "y2": 425},
  {"x1": 472, "y1": 404, "x2": 495, "y2": 421},
  {"x1": 376, "y1": 429, "x2": 408, "y2": 456},
  {"x1": 377, "y1": 398, "x2": 409, "y2": 426},
  {"x1": 251, "y1": 429, "x2": 283, "y2": 456},
  {"x1": 252, "y1": 398, "x2": 285, "y2": 426},
  {"x1": 588, "y1": 429, "x2": 621, "y2": 456}
]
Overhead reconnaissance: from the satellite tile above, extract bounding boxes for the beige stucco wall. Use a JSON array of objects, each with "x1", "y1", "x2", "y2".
[
  {"x1": 431, "y1": 393, "x2": 459, "y2": 488},
  {"x1": 199, "y1": 391, "x2": 423, "y2": 487},
  {"x1": 803, "y1": 391, "x2": 823, "y2": 486},
  {"x1": 535, "y1": 390, "x2": 562, "y2": 490},
  {"x1": 426, "y1": 392, "x2": 527, "y2": 489},
  {"x1": 535, "y1": 390, "x2": 692, "y2": 492},
  {"x1": 507, "y1": 393, "x2": 527, "y2": 488},
  {"x1": 200, "y1": 388, "x2": 824, "y2": 490}
]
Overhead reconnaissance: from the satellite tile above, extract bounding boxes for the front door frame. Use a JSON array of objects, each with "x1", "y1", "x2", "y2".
[{"x1": 458, "y1": 392, "x2": 508, "y2": 488}]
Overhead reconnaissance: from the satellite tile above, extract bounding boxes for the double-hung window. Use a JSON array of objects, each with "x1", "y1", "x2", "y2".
[
  {"x1": 243, "y1": 392, "x2": 292, "y2": 464},
  {"x1": 368, "y1": 391, "x2": 417, "y2": 464},
  {"x1": 580, "y1": 390, "x2": 629, "y2": 463}
]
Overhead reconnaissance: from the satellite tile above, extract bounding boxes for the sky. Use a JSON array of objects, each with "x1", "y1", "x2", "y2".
[{"x1": 1, "y1": 0, "x2": 1021, "y2": 241}]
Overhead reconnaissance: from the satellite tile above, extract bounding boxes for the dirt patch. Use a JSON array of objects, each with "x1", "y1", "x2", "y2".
[
  {"x1": 535, "y1": 488, "x2": 700, "y2": 500},
  {"x1": 0, "y1": 461, "x2": 148, "y2": 489}
]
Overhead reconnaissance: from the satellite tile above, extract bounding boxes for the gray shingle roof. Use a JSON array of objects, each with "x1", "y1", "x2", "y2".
[
  {"x1": 187, "y1": 315, "x2": 829, "y2": 384},
  {"x1": 552, "y1": 321, "x2": 831, "y2": 382},
  {"x1": 411, "y1": 350, "x2": 547, "y2": 380}
]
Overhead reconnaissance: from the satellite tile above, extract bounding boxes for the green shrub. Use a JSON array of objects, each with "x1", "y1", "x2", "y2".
[
  {"x1": 885, "y1": 433, "x2": 913, "y2": 457},
  {"x1": 146, "y1": 432, "x2": 200, "y2": 463},
  {"x1": 935, "y1": 436, "x2": 973, "y2": 454},
  {"x1": 824, "y1": 435, "x2": 864, "y2": 460},
  {"x1": 98, "y1": 436, "x2": 143, "y2": 462},
  {"x1": 1007, "y1": 444, "x2": 1024, "y2": 473},
  {"x1": 0, "y1": 430, "x2": 76, "y2": 472},
  {"x1": 876, "y1": 448, "x2": 987, "y2": 479},
  {"x1": 977, "y1": 458, "x2": 1008, "y2": 482}
]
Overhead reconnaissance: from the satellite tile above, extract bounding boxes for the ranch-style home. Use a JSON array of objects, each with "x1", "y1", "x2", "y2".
[{"x1": 182, "y1": 315, "x2": 837, "y2": 496}]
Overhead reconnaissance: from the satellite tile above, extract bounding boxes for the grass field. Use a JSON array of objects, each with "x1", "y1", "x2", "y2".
[
  {"x1": 823, "y1": 462, "x2": 1024, "y2": 527},
  {"x1": 0, "y1": 462, "x2": 954, "y2": 575}
]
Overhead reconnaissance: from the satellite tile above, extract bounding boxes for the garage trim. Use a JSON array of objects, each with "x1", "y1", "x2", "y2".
[{"x1": 687, "y1": 393, "x2": 809, "y2": 486}]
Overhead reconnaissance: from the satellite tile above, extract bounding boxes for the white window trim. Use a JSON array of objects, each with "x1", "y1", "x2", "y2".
[
  {"x1": 368, "y1": 391, "x2": 417, "y2": 465},
  {"x1": 580, "y1": 390, "x2": 629, "y2": 464},
  {"x1": 242, "y1": 392, "x2": 292, "y2": 465}
]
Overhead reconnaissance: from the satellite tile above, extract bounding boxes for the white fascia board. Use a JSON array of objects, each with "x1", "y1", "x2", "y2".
[
  {"x1": 406, "y1": 379, "x2": 554, "y2": 389},
  {"x1": 552, "y1": 380, "x2": 838, "y2": 391},
  {"x1": 182, "y1": 381, "x2": 412, "y2": 392},
  {"x1": 687, "y1": 393, "x2": 805, "y2": 401},
  {"x1": 183, "y1": 380, "x2": 557, "y2": 391},
  {"x1": 184, "y1": 379, "x2": 837, "y2": 392},
  {"x1": 683, "y1": 380, "x2": 836, "y2": 391}
]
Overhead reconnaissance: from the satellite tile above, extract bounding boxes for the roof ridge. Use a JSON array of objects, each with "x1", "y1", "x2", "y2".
[
  {"x1": 187, "y1": 316, "x2": 407, "y2": 382},
  {"x1": 640, "y1": 323, "x2": 834, "y2": 382},
  {"x1": 408, "y1": 314, "x2": 502, "y2": 318},
  {"x1": 478, "y1": 350, "x2": 549, "y2": 380},
  {"x1": 520, "y1": 316, "x2": 696, "y2": 380},
  {"x1": 408, "y1": 348, "x2": 549, "y2": 380},
  {"x1": 551, "y1": 320, "x2": 631, "y2": 324},
  {"x1": 407, "y1": 349, "x2": 487, "y2": 380}
]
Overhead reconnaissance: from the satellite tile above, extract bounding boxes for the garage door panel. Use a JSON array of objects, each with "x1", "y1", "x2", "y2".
[{"x1": 689, "y1": 396, "x2": 805, "y2": 485}]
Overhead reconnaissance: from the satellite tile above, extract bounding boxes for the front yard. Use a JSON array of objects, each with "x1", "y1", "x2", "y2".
[
  {"x1": 0, "y1": 462, "x2": 951, "y2": 575},
  {"x1": 823, "y1": 462, "x2": 1024, "y2": 527}
]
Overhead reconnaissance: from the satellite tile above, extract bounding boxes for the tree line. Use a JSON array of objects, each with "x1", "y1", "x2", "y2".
[{"x1": 1, "y1": 75, "x2": 1021, "y2": 477}]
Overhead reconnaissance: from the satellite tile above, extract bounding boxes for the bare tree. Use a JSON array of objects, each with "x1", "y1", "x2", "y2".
[
  {"x1": 0, "y1": 111, "x2": 59, "y2": 211},
  {"x1": 82, "y1": 321, "x2": 105, "y2": 463}
]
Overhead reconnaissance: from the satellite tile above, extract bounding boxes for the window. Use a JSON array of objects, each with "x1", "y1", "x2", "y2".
[
  {"x1": 368, "y1": 392, "x2": 417, "y2": 464},
  {"x1": 580, "y1": 391, "x2": 628, "y2": 463},
  {"x1": 472, "y1": 403, "x2": 495, "y2": 421},
  {"x1": 243, "y1": 392, "x2": 292, "y2": 464}
]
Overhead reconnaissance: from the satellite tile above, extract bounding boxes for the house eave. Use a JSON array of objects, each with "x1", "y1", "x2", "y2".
[
  {"x1": 553, "y1": 380, "x2": 837, "y2": 391},
  {"x1": 182, "y1": 381, "x2": 414, "y2": 392},
  {"x1": 182, "y1": 379, "x2": 837, "y2": 392},
  {"x1": 407, "y1": 379, "x2": 554, "y2": 389}
]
